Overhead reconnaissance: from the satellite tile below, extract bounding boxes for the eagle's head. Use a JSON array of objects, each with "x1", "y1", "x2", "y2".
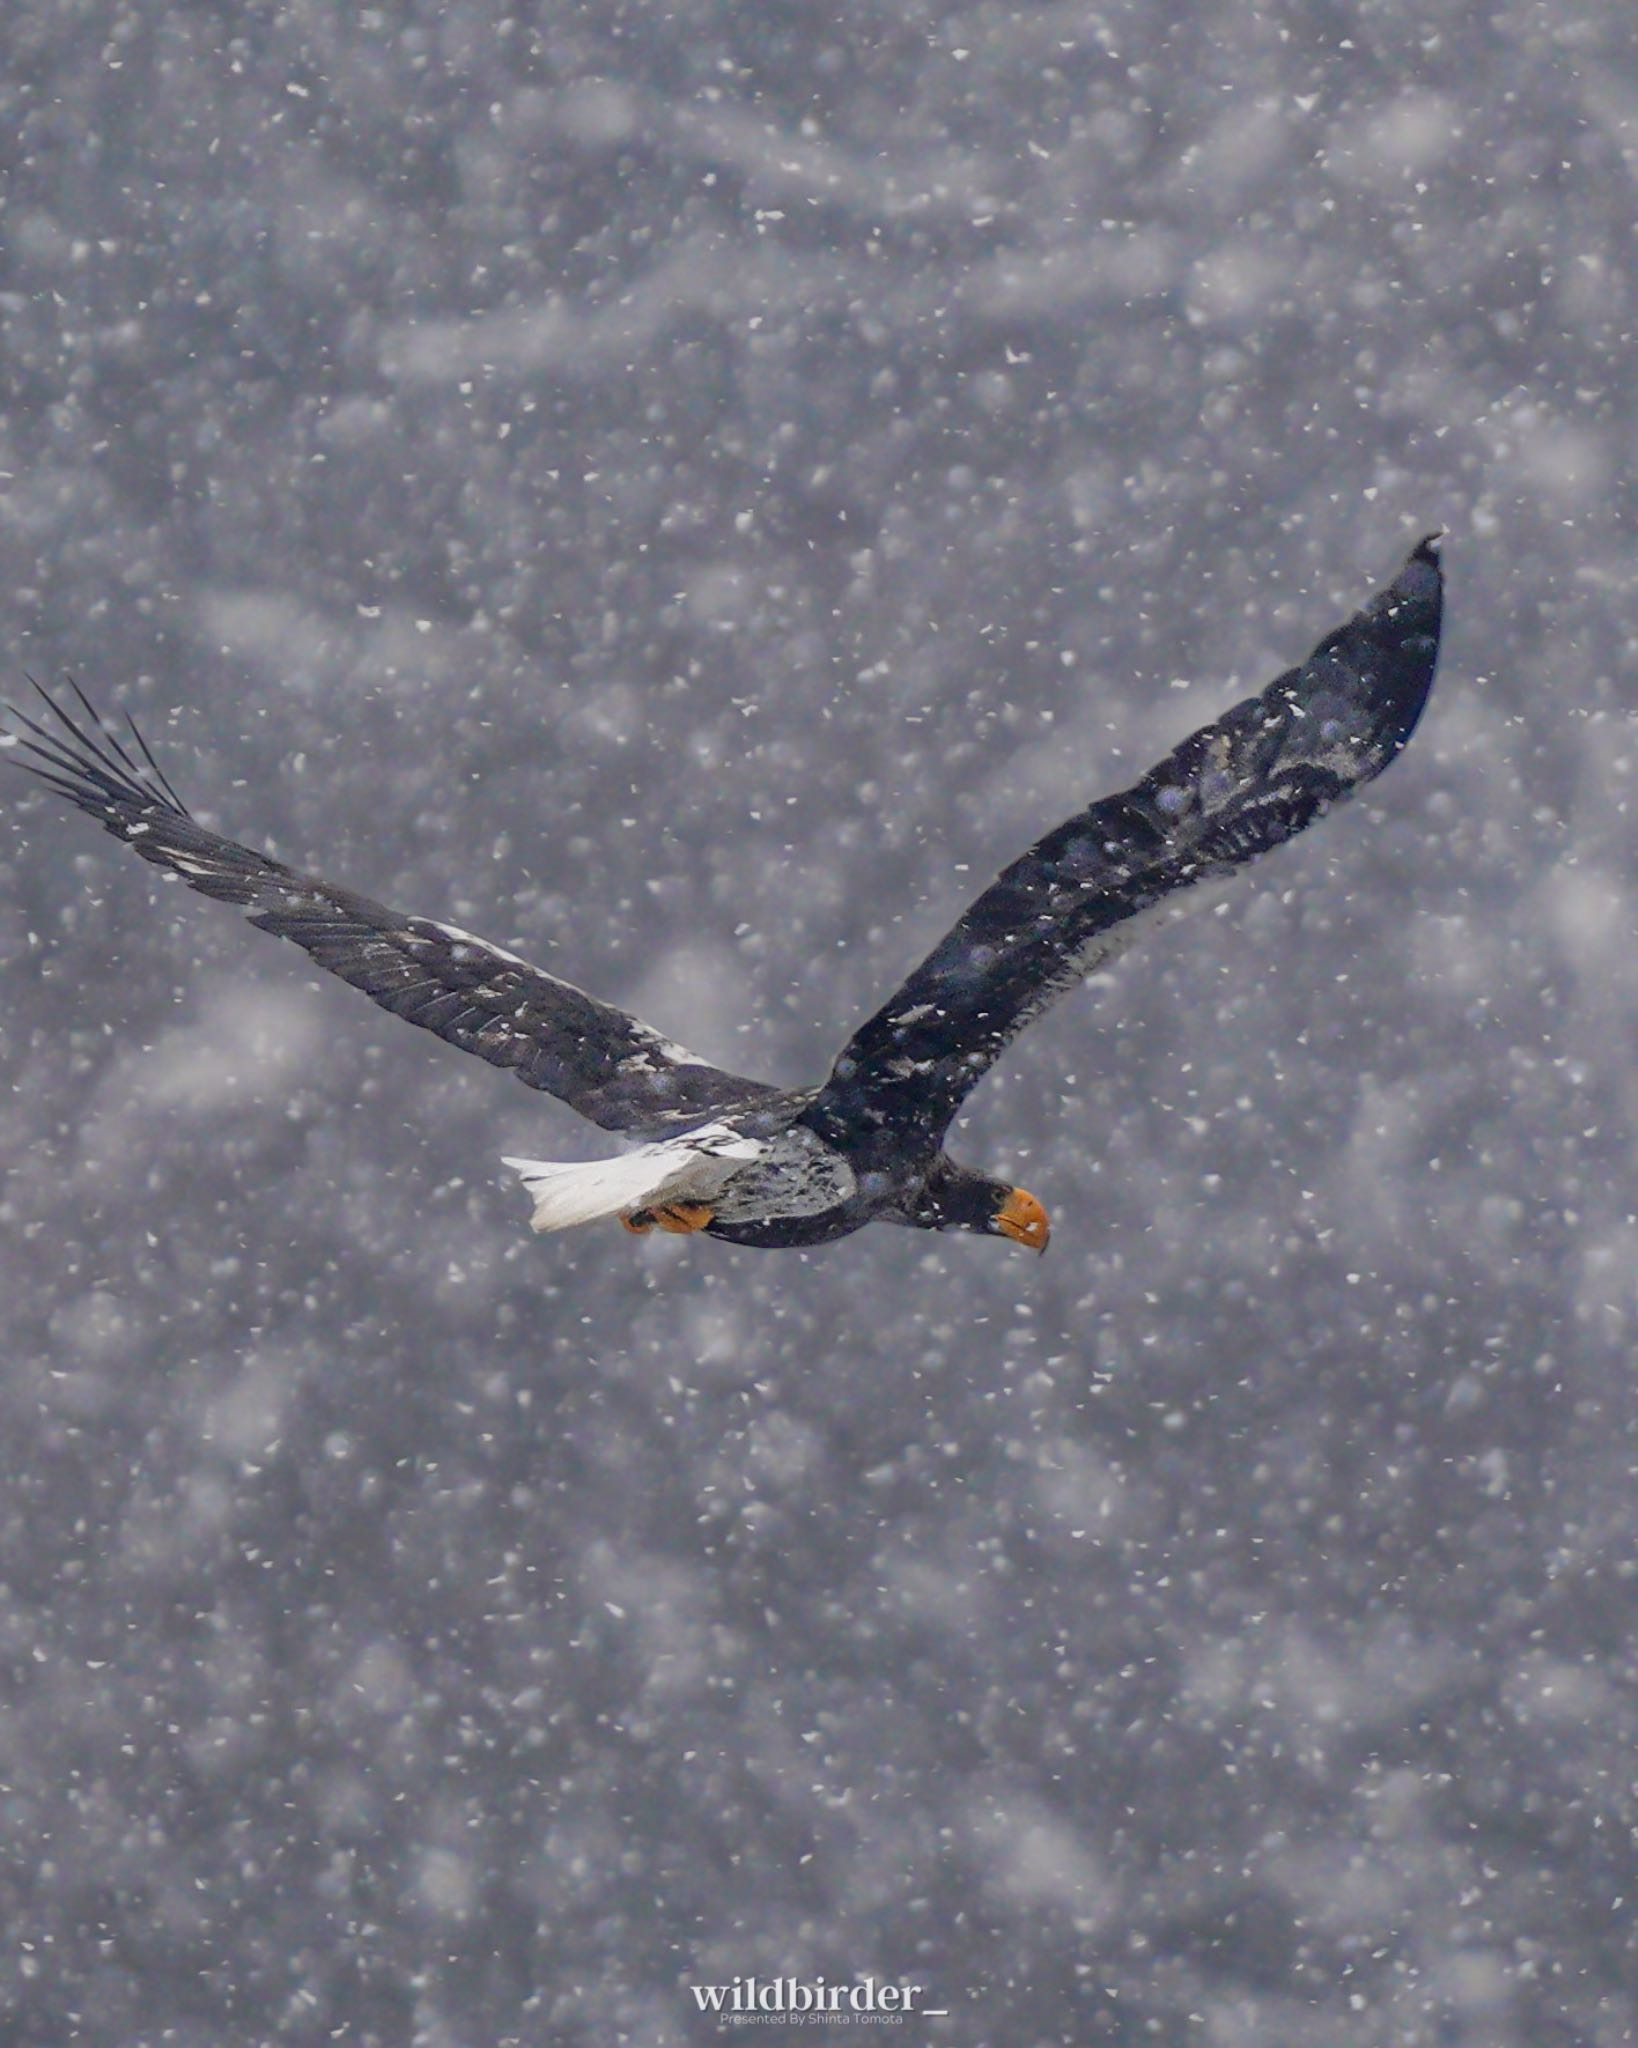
[{"x1": 919, "y1": 1160, "x2": 1051, "y2": 1254}]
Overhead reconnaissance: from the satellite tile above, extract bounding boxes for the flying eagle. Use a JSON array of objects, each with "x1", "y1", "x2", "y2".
[{"x1": 7, "y1": 537, "x2": 1442, "y2": 1255}]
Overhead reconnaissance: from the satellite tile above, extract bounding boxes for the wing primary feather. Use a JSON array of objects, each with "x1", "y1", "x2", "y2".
[
  {"x1": 63, "y1": 675, "x2": 153, "y2": 788},
  {"x1": 34, "y1": 674, "x2": 165, "y2": 808},
  {"x1": 122, "y1": 705, "x2": 191, "y2": 814}
]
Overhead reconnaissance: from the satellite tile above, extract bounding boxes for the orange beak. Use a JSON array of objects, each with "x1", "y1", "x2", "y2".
[{"x1": 995, "y1": 1186, "x2": 1050, "y2": 1254}]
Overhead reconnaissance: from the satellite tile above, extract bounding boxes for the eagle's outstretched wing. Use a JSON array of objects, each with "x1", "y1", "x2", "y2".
[
  {"x1": 5, "y1": 684, "x2": 779, "y2": 1138},
  {"x1": 810, "y1": 536, "x2": 1443, "y2": 1149}
]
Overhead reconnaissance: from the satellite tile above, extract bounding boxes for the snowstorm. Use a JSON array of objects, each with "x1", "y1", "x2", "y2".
[{"x1": 1, "y1": 4, "x2": 1633, "y2": 2044}]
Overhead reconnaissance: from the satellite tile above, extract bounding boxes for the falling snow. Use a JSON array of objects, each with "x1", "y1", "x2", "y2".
[{"x1": 2, "y1": 4, "x2": 1636, "y2": 2046}]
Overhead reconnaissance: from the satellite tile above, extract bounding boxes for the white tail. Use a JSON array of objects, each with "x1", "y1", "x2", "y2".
[{"x1": 501, "y1": 1123, "x2": 763, "y2": 1235}]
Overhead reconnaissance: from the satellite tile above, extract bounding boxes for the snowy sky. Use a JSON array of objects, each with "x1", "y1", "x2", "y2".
[{"x1": 1, "y1": 4, "x2": 1634, "y2": 2043}]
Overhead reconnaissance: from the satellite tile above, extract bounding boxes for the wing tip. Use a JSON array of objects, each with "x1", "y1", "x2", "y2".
[{"x1": 2, "y1": 675, "x2": 188, "y2": 823}]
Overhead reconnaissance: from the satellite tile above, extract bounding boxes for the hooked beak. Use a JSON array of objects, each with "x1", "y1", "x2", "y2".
[{"x1": 995, "y1": 1186, "x2": 1050, "y2": 1254}]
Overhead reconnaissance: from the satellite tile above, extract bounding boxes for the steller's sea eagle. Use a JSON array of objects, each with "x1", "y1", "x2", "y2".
[{"x1": 6, "y1": 537, "x2": 1442, "y2": 1254}]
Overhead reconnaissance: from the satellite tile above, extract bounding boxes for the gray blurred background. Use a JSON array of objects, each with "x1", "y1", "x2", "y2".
[{"x1": 1, "y1": 3, "x2": 1634, "y2": 2044}]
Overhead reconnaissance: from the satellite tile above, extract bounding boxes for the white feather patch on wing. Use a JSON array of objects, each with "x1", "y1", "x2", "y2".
[{"x1": 500, "y1": 1121, "x2": 766, "y2": 1234}]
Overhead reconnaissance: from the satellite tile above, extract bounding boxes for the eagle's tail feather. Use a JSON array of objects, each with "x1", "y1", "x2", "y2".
[{"x1": 502, "y1": 1124, "x2": 763, "y2": 1234}]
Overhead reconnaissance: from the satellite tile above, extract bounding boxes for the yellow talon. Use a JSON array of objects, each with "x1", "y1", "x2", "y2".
[
  {"x1": 621, "y1": 1202, "x2": 714, "y2": 1235},
  {"x1": 653, "y1": 1202, "x2": 715, "y2": 1233}
]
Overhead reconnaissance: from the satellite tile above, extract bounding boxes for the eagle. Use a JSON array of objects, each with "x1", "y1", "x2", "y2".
[{"x1": 6, "y1": 537, "x2": 1442, "y2": 1256}]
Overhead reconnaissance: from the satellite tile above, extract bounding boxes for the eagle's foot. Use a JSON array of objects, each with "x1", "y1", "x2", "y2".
[
  {"x1": 621, "y1": 1202, "x2": 715, "y2": 1235},
  {"x1": 655, "y1": 1201, "x2": 715, "y2": 1233}
]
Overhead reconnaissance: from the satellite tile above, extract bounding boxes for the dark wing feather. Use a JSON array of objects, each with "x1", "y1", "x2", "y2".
[
  {"x1": 810, "y1": 536, "x2": 1443, "y2": 1149},
  {"x1": 5, "y1": 684, "x2": 779, "y2": 1137}
]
